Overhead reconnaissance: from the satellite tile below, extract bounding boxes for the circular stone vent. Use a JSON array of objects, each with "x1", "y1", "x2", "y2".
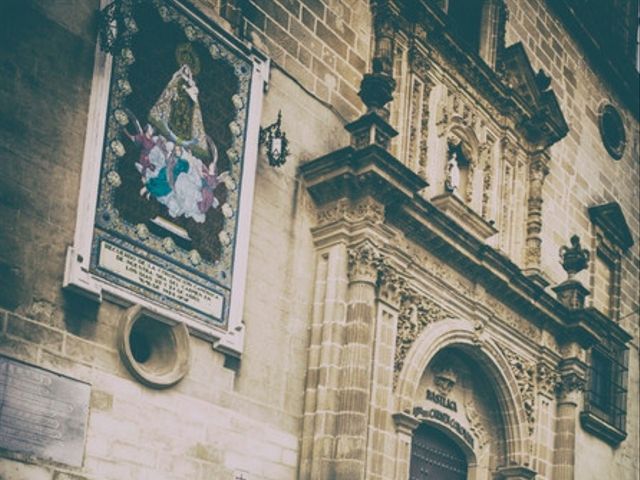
[
  {"x1": 599, "y1": 104, "x2": 626, "y2": 160},
  {"x1": 118, "y1": 305, "x2": 190, "y2": 388}
]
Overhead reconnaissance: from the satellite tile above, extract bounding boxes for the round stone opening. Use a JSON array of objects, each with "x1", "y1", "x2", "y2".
[
  {"x1": 599, "y1": 104, "x2": 626, "y2": 160},
  {"x1": 118, "y1": 306, "x2": 190, "y2": 389}
]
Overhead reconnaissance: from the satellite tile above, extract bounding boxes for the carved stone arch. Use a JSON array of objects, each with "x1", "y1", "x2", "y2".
[
  {"x1": 395, "y1": 318, "x2": 531, "y2": 468},
  {"x1": 447, "y1": 122, "x2": 480, "y2": 160}
]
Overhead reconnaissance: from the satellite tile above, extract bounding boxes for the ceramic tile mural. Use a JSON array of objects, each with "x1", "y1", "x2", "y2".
[{"x1": 90, "y1": 0, "x2": 255, "y2": 326}]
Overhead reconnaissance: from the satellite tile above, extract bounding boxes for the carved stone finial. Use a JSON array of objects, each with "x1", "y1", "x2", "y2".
[
  {"x1": 358, "y1": 72, "x2": 396, "y2": 118},
  {"x1": 559, "y1": 235, "x2": 590, "y2": 279}
]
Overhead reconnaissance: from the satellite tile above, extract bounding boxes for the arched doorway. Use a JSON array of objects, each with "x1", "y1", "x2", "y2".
[{"x1": 410, "y1": 424, "x2": 468, "y2": 479}]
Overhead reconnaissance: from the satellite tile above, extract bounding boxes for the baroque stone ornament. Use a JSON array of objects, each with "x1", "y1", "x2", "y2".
[
  {"x1": 348, "y1": 241, "x2": 385, "y2": 284},
  {"x1": 525, "y1": 153, "x2": 549, "y2": 271},
  {"x1": 431, "y1": 362, "x2": 458, "y2": 395},
  {"x1": 465, "y1": 394, "x2": 489, "y2": 450},
  {"x1": 536, "y1": 362, "x2": 559, "y2": 398},
  {"x1": 555, "y1": 372, "x2": 586, "y2": 400},
  {"x1": 559, "y1": 235, "x2": 590, "y2": 278},
  {"x1": 316, "y1": 198, "x2": 385, "y2": 226},
  {"x1": 393, "y1": 291, "x2": 453, "y2": 389},
  {"x1": 503, "y1": 347, "x2": 536, "y2": 434}
]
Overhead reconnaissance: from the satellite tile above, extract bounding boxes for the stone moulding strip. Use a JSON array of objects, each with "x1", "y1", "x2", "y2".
[{"x1": 300, "y1": 139, "x2": 632, "y2": 352}]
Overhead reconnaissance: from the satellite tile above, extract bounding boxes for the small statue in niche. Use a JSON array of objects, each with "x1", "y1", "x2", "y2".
[
  {"x1": 559, "y1": 234, "x2": 590, "y2": 278},
  {"x1": 445, "y1": 151, "x2": 460, "y2": 193}
]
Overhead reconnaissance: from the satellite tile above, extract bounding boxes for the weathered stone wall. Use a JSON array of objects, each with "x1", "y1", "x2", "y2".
[
  {"x1": 192, "y1": 0, "x2": 371, "y2": 120},
  {"x1": 505, "y1": 1, "x2": 640, "y2": 478},
  {"x1": 1, "y1": 0, "x2": 638, "y2": 479},
  {"x1": 0, "y1": 1, "x2": 351, "y2": 479}
]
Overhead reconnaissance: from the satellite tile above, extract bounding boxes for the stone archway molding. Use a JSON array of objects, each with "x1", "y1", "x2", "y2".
[{"x1": 394, "y1": 317, "x2": 533, "y2": 471}]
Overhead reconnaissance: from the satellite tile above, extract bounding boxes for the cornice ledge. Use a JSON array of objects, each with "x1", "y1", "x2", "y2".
[
  {"x1": 580, "y1": 411, "x2": 627, "y2": 446},
  {"x1": 563, "y1": 308, "x2": 633, "y2": 347},
  {"x1": 299, "y1": 144, "x2": 427, "y2": 206},
  {"x1": 431, "y1": 193, "x2": 498, "y2": 241}
]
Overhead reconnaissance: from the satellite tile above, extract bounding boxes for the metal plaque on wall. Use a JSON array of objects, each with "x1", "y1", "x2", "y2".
[{"x1": 0, "y1": 356, "x2": 90, "y2": 467}]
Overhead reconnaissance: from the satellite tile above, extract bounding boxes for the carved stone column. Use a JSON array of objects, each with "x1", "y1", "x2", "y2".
[
  {"x1": 524, "y1": 151, "x2": 549, "y2": 276},
  {"x1": 333, "y1": 243, "x2": 381, "y2": 480},
  {"x1": 553, "y1": 356, "x2": 587, "y2": 480}
]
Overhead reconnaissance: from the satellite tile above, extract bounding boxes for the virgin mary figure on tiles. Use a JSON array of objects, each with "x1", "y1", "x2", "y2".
[{"x1": 123, "y1": 44, "x2": 231, "y2": 225}]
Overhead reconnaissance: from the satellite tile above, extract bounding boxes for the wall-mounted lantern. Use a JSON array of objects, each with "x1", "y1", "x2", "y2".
[{"x1": 259, "y1": 110, "x2": 289, "y2": 167}]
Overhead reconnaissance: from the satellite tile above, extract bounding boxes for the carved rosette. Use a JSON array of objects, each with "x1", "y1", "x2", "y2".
[
  {"x1": 393, "y1": 291, "x2": 452, "y2": 389},
  {"x1": 525, "y1": 152, "x2": 550, "y2": 271},
  {"x1": 503, "y1": 347, "x2": 536, "y2": 434}
]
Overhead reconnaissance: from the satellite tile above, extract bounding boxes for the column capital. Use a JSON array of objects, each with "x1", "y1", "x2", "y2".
[{"x1": 348, "y1": 242, "x2": 384, "y2": 284}]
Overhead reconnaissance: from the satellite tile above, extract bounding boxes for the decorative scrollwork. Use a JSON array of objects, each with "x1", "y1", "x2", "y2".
[
  {"x1": 317, "y1": 198, "x2": 385, "y2": 226},
  {"x1": 536, "y1": 362, "x2": 559, "y2": 399},
  {"x1": 503, "y1": 347, "x2": 536, "y2": 434},
  {"x1": 393, "y1": 290, "x2": 453, "y2": 389}
]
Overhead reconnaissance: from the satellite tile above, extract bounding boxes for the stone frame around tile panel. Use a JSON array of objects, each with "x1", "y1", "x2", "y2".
[{"x1": 63, "y1": 0, "x2": 270, "y2": 358}]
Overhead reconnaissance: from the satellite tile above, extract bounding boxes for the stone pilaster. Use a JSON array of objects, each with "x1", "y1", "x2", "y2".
[
  {"x1": 299, "y1": 244, "x2": 349, "y2": 480},
  {"x1": 392, "y1": 412, "x2": 420, "y2": 480},
  {"x1": 553, "y1": 356, "x2": 587, "y2": 480},
  {"x1": 332, "y1": 243, "x2": 382, "y2": 480},
  {"x1": 524, "y1": 151, "x2": 549, "y2": 274}
]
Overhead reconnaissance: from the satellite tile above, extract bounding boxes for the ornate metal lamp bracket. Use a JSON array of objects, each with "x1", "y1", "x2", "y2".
[{"x1": 259, "y1": 110, "x2": 289, "y2": 167}]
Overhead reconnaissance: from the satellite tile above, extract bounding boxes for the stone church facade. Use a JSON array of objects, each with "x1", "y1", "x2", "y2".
[{"x1": 0, "y1": 1, "x2": 638, "y2": 480}]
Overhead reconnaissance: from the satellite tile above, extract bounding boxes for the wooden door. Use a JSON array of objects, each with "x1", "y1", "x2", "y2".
[{"x1": 409, "y1": 424, "x2": 468, "y2": 480}]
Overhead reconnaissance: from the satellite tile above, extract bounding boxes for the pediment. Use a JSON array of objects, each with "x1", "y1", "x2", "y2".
[
  {"x1": 499, "y1": 43, "x2": 569, "y2": 147},
  {"x1": 588, "y1": 202, "x2": 634, "y2": 250},
  {"x1": 500, "y1": 43, "x2": 541, "y2": 107}
]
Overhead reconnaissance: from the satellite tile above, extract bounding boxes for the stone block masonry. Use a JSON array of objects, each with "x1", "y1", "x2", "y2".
[{"x1": 230, "y1": 0, "x2": 372, "y2": 120}]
